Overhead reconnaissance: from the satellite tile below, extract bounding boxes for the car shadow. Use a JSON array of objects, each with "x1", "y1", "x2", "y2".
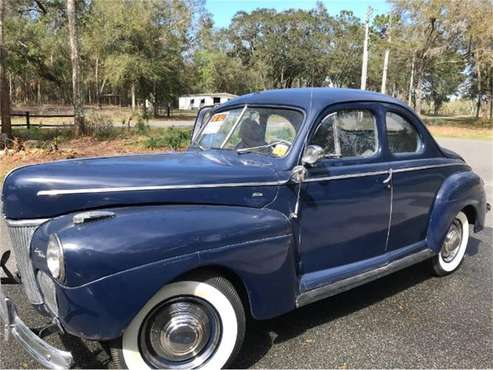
[
  {"x1": 19, "y1": 228, "x2": 489, "y2": 369},
  {"x1": 231, "y1": 259, "x2": 436, "y2": 369},
  {"x1": 232, "y1": 227, "x2": 491, "y2": 369},
  {"x1": 58, "y1": 334, "x2": 110, "y2": 369},
  {"x1": 466, "y1": 226, "x2": 491, "y2": 257}
]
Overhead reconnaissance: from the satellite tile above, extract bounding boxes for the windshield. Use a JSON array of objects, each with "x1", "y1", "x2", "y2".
[{"x1": 194, "y1": 106, "x2": 304, "y2": 157}]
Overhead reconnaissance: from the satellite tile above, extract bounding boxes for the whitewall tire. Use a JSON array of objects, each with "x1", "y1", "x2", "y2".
[
  {"x1": 109, "y1": 274, "x2": 245, "y2": 369},
  {"x1": 432, "y1": 211, "x2": 470, "y2": 276}
]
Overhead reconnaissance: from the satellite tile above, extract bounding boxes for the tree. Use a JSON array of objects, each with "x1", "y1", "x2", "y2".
[
  {"x1": 67, "y1": 0, "x2": 84, "y2": 135},
  {"x1": 424, "y1": 51, "x2": 464, "y2": 114},
  {"x1": 0, "y1": 0, "x2": 11, "y2": 139}
]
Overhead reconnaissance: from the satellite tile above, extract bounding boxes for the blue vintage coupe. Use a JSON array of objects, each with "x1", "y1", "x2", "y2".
[{"x1": 0, "y1": 88, "x2": 489, "y2": 369}]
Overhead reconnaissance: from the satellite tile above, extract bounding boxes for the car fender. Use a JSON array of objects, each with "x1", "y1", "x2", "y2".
[
  {"x1": 31, "y1": 205, "x2": 298, "y2": 340},
  {"x1": 426, "y1": 170, "x2": 486, "y2": 252}
]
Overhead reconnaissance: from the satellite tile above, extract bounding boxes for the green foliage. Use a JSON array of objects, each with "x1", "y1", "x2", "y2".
[
  {"x1": 13, "y1": 127, "x2": 73, "y2": 142},
  {"x1": 3, "y1": 0, "x2": 493, "y2": 119},
  {"x1": 85, "y1": 112, "x2": 119, "y2": 140},
  {"x1": 136, "y1": 117, "x2": 149, "y2": 134},
  {"x1": 145, "y1": 128, "x2": 191, "y2": 150}
]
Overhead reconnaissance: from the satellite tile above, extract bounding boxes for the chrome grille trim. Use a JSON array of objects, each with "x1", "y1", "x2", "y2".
[{"x1": 3, "y1": 218, "x2": 45, "y2": 304}]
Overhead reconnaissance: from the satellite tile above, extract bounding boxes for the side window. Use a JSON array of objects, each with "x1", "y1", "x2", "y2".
[
  {"x1": 310, "y1": 109, "x2": 378, "y2": 158},
  {"x1": 386, "y1": 112, "x2": 421, "y2": 154}
]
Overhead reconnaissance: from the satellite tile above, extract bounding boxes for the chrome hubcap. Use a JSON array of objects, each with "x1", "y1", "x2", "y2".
[
  {"x1": 441, "y1": 219, "x2": 463, "y2": 263},
  {"x1": 140, "y1": 298, "x2": 221, "y2": 369}
]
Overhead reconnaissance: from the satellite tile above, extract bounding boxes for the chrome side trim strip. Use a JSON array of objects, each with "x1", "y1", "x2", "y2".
[
  {"x1": 4, "y1": 218, "x2": 49, "y2": 227},
  {"x1": 304, "y1": 162, "x2": 463, "y2": 183},
  {"x1": 296, "y1": 249, "x2": 434, "y2": 307},
  {"x1": 392, "y1": 162, "x2": 465, "y2": 174},
  {"x1": 37, "y1": 180, "x2": 288, "y2": 197},
  {"x1": 304, "y1": 169, "x2": 388, "y2": 182}
]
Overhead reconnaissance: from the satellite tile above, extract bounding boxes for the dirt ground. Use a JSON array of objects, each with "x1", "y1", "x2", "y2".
[{"x1": 0, "y1": 137, "x2": 156, "y2": 180}]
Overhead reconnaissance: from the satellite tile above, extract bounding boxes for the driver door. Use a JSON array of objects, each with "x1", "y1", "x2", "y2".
[{"x1": 298, "y1": 105, "x2": 392, "y2": 290}]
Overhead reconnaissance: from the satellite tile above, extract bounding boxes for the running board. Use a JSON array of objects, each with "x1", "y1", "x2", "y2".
[{"x1": 296, "y1": 249, "x2": 434, "y2": 307}]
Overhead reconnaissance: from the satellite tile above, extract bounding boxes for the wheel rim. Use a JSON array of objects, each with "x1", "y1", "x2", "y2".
[
  {"x1": 440, "y1": 218, "x2": 463, "y2": 263},
  {"x1": 139, "y1": 297, "x2": 222, "y2": 369}
]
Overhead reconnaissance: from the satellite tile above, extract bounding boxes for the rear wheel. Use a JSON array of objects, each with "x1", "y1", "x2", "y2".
[
  {"x1": 432, "y1": 211, "x2": 469, "y2": 276},
  {"x1": 109, "y1": 274, "x2": 245, "y2": 369}
]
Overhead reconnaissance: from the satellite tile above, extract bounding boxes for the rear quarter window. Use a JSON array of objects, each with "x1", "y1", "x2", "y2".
[{"x1": 386, "y1": 112, "x2": 422, "y2": 154}]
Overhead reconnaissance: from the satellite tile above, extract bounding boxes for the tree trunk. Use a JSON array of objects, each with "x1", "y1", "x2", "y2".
[
  {"x1": 489, "y1": 67, "x2": 492, "y2": 120},
  {"x1": 67, "y1": 0, "x2": 85, "y2": 135},
  {"x1": 37, "y1": 80, "x2": 41, "y2": 104},
  {"x1": 475, "y1": 63, "x2": 482, "y2": 119},
  {"x1": 131, "y1": 82, "x2": 136, "y2": 111},
  {"x1": 153, "y1": 81, "x2": 158, "y2": 118},
  {"x1": 0, "y1": 0, "x2": 12, "y2": 140},
  {"x1": 95, "y1": 55, "x2": 101, "y2": 108},
  {"x1": 8, "y1": 71, "x2": 12, "y2": 101},
  {"x1": 408, "y1": 54, "x2": 415, "y2": 107},
  {"x1": 415, "y1": 75, "x2": 423, "y2": 116}
]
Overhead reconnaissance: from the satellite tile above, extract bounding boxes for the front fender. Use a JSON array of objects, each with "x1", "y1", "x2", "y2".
[
  {"x1": 31, "y1": 205, "x2": 298, "y2": 339},
  {"x1": 426, "y1": 171, "x2": 487, "y2": 252}
]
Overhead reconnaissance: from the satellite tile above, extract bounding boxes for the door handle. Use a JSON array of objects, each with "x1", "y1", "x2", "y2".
[{"x1": 382, "y1": 169, "x2": 393, "y2": 187}]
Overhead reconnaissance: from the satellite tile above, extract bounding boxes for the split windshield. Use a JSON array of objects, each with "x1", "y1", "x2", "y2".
[{"x1": 194, "y1": 106, "x2": 304, "y2": 157}]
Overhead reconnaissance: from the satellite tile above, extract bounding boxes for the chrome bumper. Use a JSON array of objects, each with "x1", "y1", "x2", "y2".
[{"x1": 0, "y1": 281, "x2": 73, "y2": 369}]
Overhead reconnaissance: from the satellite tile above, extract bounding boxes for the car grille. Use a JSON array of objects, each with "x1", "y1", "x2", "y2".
[{"x1": 3, "y1": 219, "x2": 44, "y2": 304}]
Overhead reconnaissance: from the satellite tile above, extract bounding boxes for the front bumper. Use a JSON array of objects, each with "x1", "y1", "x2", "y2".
[{"x1": 0, "y1": 281, "x2": 73, "y2": 369}]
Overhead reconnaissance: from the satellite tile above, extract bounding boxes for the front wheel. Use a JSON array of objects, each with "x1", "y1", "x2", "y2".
[
  {"x1": 109, "y1": 274, "x2": 245, "y2": 369},
  {"x1": 432, "y1": 211, "x2": 470, "y2": 276}
]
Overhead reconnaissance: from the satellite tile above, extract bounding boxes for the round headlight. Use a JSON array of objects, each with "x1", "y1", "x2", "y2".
[{"x1": 47, "y1": 234, "x2": 64, "y2": 281}]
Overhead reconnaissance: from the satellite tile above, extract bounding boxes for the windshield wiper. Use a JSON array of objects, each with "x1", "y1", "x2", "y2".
[{"x1": 236, "y1": 140, "x2": 290, "y2": 154}]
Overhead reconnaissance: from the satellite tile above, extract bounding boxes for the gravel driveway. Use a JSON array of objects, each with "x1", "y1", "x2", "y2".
[{"x1": 1, "y1": 138, "x2": 492, "y2": 369}]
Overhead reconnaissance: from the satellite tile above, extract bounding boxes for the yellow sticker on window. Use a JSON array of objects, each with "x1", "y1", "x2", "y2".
[{"x1": 272, "y1": 143, "x2": 289, "y2": 157}]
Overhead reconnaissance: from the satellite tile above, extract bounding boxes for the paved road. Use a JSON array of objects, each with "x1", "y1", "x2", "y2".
[{"x1": 1, "y1": 138, "x2": 492, "y2": 368}]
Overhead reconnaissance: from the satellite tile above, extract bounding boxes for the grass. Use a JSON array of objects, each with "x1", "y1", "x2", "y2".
[
  {"x1": 1, "y1": 125, "x2": 193, "y2": 181},
  {"x1": 422, "y1": 116, "x2": 493, "y2": 140}
]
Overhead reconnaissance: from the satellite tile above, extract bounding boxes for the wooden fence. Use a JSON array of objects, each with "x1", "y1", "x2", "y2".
[{"x1": 10, "y1": 111, "x2": 74, "y2": 129}]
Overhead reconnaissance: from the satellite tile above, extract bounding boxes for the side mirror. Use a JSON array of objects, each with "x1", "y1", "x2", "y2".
[
  {"x1": 290, "y1": 165, "x2": 307, "y2": 184},
  {"x1": 302, "y1": 145, "x2": 324, "y2": 166}
]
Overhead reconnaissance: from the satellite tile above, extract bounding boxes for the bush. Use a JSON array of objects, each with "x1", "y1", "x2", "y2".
[
  {"x1": 136, "y1": 117, "x2": 149, "y2": 133},
  {"x1": 145, "y1": 127, "x2": 191, "y2": 150},
  {"x1": 85, "y1": 112, "x2": 119, "y2": 140}
]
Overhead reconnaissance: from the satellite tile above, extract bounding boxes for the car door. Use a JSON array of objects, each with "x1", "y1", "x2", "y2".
[
  {"x1": 382, "y1": 105, "x2": 449, "y2": 254},
  {"x1": 298, "y1": 104, "x2": 392, "y2": 290}
]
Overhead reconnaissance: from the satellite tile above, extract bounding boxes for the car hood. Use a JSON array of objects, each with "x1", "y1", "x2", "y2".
[{"x1": 2, "y1": 150, "x2": 284, "y2": 219}]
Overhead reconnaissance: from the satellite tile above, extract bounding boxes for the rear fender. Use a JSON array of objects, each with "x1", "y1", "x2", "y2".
[{"x1": 426, "y1": 171, "x2": 486, "y2": 253}]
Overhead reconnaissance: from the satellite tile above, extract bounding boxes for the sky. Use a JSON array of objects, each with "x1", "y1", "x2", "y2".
[{"x1": 206, "y1": 0, "x2": 390, "y2": 28}]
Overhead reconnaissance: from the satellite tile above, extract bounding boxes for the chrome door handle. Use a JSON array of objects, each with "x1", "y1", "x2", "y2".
[{"x1": 382, "y1": 169, "x2": 393, "y2": 186}]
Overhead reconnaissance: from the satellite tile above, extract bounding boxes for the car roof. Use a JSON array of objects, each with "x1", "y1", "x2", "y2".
[{"x1": 219, "y1": 87, "x2": 411, "y2": 113}]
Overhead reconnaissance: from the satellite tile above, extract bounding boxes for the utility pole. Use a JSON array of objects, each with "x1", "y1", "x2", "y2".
[
  {"x1": 360, "y1": 6, "x2": 372, "y2": 90},
  {"x1": 0, "y1": 0, "x2": 12, "y2": 140},
  {"x1": 381, "y1": 17, "x2": 391, "y2": 95}
]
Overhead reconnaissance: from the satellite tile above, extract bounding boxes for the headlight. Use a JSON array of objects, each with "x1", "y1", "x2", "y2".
[{"x1": 47, "y1": 234, "x2": 64, "y2": 281}]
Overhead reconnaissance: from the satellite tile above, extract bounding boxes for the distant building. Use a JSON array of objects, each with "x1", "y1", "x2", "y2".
[{"x1": 178, "y1": 93, "x2": 237, "y2": 110}]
